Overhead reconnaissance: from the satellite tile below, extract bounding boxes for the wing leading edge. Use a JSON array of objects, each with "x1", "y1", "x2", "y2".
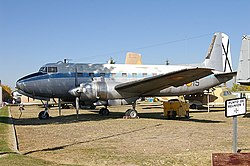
[{"x1": 115, "y1": 68, "x2": 213, "y2": 94}]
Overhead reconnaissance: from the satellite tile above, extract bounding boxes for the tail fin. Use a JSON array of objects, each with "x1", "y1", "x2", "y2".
[
  {"x1": 236, "y1": 35, "x2": 250, "y2": 85},
  {"x1": 203, "y1": 32, "x2": 233, "y2": 72}
]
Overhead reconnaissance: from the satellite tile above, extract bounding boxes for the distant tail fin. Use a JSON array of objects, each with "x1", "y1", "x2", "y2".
[
  {"x1": 203, "y1": 32, "x2": 233, "y2": 72},
  {"x1": 237, "y1": 35, "x2": 250, "y2": 85}
]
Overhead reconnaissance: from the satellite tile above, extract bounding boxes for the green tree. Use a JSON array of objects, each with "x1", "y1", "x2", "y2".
[
  {"x1": 1, "y1": 84, "x2": 12, "y2": 102},
  {"x1": 231, "y1": 83, "x2": 250, "y2": 92}
]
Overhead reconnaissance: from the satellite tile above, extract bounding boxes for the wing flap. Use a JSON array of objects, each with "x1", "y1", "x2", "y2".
[{"x1": 115, "y1": 68, "x2": 213, "y2": 94}]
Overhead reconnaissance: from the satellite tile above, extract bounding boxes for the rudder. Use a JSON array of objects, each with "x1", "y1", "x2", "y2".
[
  {"x1": 203, "y1": 32, "x2": 233, "y2": 72},
  {"x1": 237, "y1": 35, "x2": 250, "y2": 85}
]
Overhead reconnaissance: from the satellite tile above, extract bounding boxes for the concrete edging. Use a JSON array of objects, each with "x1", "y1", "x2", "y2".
[{"x1": 8, "y1": 106, "x2": 20, "y2": 154}]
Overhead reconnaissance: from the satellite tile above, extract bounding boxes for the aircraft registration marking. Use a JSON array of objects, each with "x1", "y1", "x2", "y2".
[{"x1": 186, "y1": 80, "x2": 199, "y2": 87}]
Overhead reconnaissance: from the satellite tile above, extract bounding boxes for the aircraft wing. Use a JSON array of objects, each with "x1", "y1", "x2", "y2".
[{"x1": 115, "y1": 68, "x2": 213, "y2": 94}]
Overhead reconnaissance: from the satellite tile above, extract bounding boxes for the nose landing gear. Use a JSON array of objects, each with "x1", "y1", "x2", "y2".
[
  {"x1": 38, "y1": 101, "x2": 50, "y2": 120},
  {"x1": 38, "y1": 110, "x2": 49, "y2": 120}
]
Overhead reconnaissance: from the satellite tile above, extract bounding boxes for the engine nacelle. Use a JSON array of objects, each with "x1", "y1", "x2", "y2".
[
  {"x1": 69, "y1": 79, "x2": 135, "y2": 103},
  {"x1": 79, "y1": 81, "x2": 108, "y2": 101},
  {"x1": 76, "y1": 79, "x2": 126, "y2": 101}
]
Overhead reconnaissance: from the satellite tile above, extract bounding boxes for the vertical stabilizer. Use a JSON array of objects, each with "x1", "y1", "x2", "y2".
[
  {"x1": 203, "y1": 32, "x2": 233, "y2": 72},
  {"x1": 237, "y1": 35, "x2": 250, "y2": 85}
]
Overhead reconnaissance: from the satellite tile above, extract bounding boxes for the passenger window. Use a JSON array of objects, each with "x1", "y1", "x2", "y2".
[
  {"x1": 77, "y1": 73, "x2": 83, "y2": 77},
  {"x1": 100, "y1": 73, "x2": 105, "y2": 77},
  {"x1": 142, "y1": 73, "x2": 147, "y2": 77},
  {"x1": 122, "y1": 73, "x2": 127, "y2": 77},
  {"x1": 111, "y1": 73, "x2": 116, "y2": 77},
  {"x1": 48, "y1": 67, "x2": 57, "y2": 73},
  {"x1": 89, "y1": 73, "x2": 94, "y2": 77},
  {"x1": 152, "y1": 73, "x2": 157, "y2": 76},
  {"x1": 132, "y1": 73, "x2": 137, "y2": 77}
]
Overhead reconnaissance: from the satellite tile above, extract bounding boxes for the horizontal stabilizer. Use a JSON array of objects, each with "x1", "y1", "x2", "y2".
[
  {"x1": 115, "y1": 68, "x2": 213, "y2": 94},
  {"x1": 215, "y1": 71, "x2": 237, "y2": 78},
  {"x1": 237, "y1": 80, "x2": 250, "y2": 86}
]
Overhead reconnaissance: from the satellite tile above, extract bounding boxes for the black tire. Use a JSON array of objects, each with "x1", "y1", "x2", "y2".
[
  {"x1": 99, "y1": 108, "x2": 104, "y2": 115},
  {"x1": 99, "y1": 108, "x2": 109, "y2": 115},
  {"x1": 125, "y1": 109, "x2": 138, "y2": 118},
  {"x1": 190, "y1": 104, "x2": 197, "y2": 109},
  {"x1": 172, "y1": 111, "x2": 177, "y2": 119},
  {"x1": 38, "y1": 111, "x2": 49, "y2": 120},
  {"x1": 125, "y1": 109, "x2": 132, "y2": 116},
  {"x1": 129, "y1": 109, "x2": 138, "y2": 118}
]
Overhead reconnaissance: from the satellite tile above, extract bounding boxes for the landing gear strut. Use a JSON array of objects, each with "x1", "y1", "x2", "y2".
[
  {"x1": 38, "y1": 101, "x2": 50, "y2": 120},
  {"x1": 75, "y1": 97, "x2": 80, "y2": 119}
]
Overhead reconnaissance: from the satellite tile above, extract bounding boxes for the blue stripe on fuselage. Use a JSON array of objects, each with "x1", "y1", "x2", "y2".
[
  {"x1": 19, "y1": 72, "x2": 112, "y2": 83},
  {"x1": 18, "y1": 72, "x2": 156, "y2": 83}
]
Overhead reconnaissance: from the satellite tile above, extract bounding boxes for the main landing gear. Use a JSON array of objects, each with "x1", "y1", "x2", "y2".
[
  {"x1": 125, "y1": 109, "x2": 138, "y2": 118},
  {"x1": 99, "y1": 106, "x2": 110, "y2": 116},
  {"x1": 98, "y1": 107, "x2": 138, "y2": 118},
  {"x1": 73, "y1": 99, "x2": 138, "y2": 119},
  {"x1": 124, "y1": 103, "x2": 138, "y2": 118},
  {"x1": 98, "y1": 103, "x2": 138, "y2": 118}
]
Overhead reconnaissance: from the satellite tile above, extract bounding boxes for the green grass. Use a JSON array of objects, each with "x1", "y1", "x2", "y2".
[
  {"x1": 0, "y1": 107, "x2": 73, "y2": 166},
  {"x1": 0, "y1": 154, "x2": 71, "y2": 166},
  {"x1": 0, "y1": 106, "x2": 12, "y2": 152}
]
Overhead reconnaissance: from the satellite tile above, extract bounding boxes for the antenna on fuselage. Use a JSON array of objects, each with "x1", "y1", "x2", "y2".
[
  {"x1": 165, "y1": 59, "x2": 170, "y2": 65},
  {"x1": 63, "y1": 59, "x2": 72, "y2": 63}
]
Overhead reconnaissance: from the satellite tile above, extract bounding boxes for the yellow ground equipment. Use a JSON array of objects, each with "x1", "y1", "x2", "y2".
[{"x1": 163, "y1": 96, "x2": 190, "y2": 119}]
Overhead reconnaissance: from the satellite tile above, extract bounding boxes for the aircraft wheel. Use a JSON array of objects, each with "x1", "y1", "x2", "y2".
[
  {"x1": 172, "y1": 111, "x2": 177, "y2": 119},
  {"x1": 99, "y1": 108, "x2": 109, "y2": 116},
  {"x1": 190, "y1": 104, "x2": 197, "y2": 109},
  {"x1": 129, "y1": 109, "x2": 138, "y2": 118},
  {"x1": 125, "y1": 109, "x2": 132, "y2": 116},
  {"x1": 38, "y1": 111, "x2": 49, "y2": 120},
  {"x1": 125, "y1": 109, "x2": 138, "y2": 118}
]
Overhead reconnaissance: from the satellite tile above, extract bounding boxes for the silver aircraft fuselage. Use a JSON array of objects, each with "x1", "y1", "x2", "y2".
[{"x1": 16, "y1": 61, "x2": 234, "y2": 106}]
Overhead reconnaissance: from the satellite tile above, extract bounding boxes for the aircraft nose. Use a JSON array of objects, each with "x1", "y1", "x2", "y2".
[{"x1": 16, "y1": 80, "x2": 24, "y2": 90}]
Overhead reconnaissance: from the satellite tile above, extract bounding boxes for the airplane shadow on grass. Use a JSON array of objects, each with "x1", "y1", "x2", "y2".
[
  {"x1": 0, "y1": 108, "x2": 225, "y2": 126},
  {"x1": 22, "y1": 123, "x2": 163, "y2": 155},
  {"x1": 3, "y1": 110, "x2": 125, "y2": 126}
]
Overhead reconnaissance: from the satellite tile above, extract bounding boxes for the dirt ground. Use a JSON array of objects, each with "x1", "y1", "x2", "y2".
[{"x1": 9, "y1": 103, "x2": 250, "y2": 166}]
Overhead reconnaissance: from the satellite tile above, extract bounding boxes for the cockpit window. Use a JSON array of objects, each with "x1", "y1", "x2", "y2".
[
  {"x1": 48, "y1": 67, "x2": 58, "y2": 73},
  {"x1": 39, "y1": 67, "x2": 47, "y2": 73}
]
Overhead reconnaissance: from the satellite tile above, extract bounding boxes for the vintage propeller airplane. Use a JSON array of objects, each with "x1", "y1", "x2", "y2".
[{"x1": 16, "y1": 32, "x2": 236, "y2": 119}]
